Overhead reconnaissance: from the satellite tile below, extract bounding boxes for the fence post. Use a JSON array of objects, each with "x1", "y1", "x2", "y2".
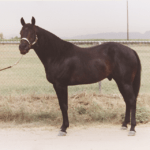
[{"x1": 98, "y1": 81, "x2": 101, "y2": 93}]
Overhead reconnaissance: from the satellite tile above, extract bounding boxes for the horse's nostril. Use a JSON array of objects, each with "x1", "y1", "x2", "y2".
[{"x1": 19, "y1": 44, "x2": 22, "y2": 50}]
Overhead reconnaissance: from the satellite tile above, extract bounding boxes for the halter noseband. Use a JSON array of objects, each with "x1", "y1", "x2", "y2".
[{"x1": 21, "y1": 35, "x2": 38, "y2": 47}]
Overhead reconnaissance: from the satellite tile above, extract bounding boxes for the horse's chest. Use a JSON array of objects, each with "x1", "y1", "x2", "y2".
[
  {"x1": 45, "y1": 64, "x2": 67, "y2": 84},
  {"x1": 45, "y1": 68, "x2": 57, "y2": 83}
]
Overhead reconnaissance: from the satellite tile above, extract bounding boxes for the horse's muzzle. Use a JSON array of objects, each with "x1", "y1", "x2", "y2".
[
  {"x1": 20, "y1": 49, "x2": 29, "y2": 55},
  {"x1": 19, "y1": 43, "x2": 30, "y2": 55}
]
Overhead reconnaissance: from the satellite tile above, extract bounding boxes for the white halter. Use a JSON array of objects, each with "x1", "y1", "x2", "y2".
[{"x1": 21, "y1": 35, "x2": 38, "y2": 46}]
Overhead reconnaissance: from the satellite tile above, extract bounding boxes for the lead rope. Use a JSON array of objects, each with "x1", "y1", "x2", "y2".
[
  {"x1": 0, "y1": 55, "x2": 23, "y2": 71},
  {"x1": 1, "y1": 34, "x2": 38, "y2": 72}
]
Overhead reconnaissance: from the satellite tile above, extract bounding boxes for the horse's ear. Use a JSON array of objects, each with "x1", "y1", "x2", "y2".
[
  {"x1": 31, "y1": 17, "x2": 35, "y2": 25},
  {"x1": 21, "y1": 17, "x2": 25, "y2": 26}
]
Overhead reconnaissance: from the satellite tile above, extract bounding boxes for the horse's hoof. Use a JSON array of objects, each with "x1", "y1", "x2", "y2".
[
  {"x1": 58, "y1": 131, "x2": 67, "y2": 136},
  {"x1": 128, "y1": 131, "x2": 136, "y2": 136},
  {"x1": 120, "y1": 126, "x2": 127, "y2": 130}
]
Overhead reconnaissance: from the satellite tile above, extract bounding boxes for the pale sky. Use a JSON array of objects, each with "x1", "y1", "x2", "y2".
[{"x1": 0, "y1": 0, "x2": 150, "y2": 39}]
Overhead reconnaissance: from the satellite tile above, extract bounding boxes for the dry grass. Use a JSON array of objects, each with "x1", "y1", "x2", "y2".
[{"x1": 0, "y1": 91, "x2": 149, "y2": 127}]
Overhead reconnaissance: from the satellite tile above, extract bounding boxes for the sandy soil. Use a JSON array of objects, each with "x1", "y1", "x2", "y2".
[{"x1": 0, "y1": 124, "x2": 150, "y2": 150}]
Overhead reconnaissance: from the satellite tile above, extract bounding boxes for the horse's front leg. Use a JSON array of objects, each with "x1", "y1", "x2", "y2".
[{"x1": 53, "y1": 84, "x2": 69, "y2": 136}]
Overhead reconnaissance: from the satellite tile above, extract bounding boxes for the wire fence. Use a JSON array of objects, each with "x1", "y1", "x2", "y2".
[{"x1": 0, "y1": 40, "x2": 149, "y2": 96}]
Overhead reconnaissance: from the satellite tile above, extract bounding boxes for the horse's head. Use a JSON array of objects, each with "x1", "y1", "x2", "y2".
[{"x1": 19, "y1": 17, "x2": 38, "y2": 55}]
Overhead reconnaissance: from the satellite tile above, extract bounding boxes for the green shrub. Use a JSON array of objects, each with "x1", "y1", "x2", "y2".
[
  {"x1": 76, "y1": 106, "x2": 86, "y2": 115},
  {"x1": 120, "y1": 105, "x2": 150, "y2": 124},
  {"x1": 136, "y1": 105, "x2": 150, "y2": 123}
]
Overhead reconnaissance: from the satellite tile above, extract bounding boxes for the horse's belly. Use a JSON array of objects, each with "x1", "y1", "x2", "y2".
[{"x1": 68, "y1": 70, "x2": 106, "y2": 85}]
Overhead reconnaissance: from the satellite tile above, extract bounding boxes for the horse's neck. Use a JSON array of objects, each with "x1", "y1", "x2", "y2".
[{"x1": 32, "y1": 27, "x2": 71, "y2": 67}]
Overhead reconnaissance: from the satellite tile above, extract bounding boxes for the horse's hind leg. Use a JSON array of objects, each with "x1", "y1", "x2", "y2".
[
  {"x1": 121, "y1": 100, "x2": 130, "y2": 130},
  {"x1": 117, "y1": 83, "x2": 136, "y2": 136}
]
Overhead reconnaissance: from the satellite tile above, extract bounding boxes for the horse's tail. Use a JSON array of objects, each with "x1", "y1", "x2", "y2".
[{"x1": 133, "y1": 50, "x2": 141, "y2": 98}]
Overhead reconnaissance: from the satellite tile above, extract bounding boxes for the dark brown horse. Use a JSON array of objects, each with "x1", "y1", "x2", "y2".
[{"x1": 19, "y1": 17, "x2": 141, "y2": 136}]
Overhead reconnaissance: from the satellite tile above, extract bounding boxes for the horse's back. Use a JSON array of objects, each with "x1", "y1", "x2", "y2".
[{"x1": 72, "y1": 42, "x2": 138, "y2": 69}]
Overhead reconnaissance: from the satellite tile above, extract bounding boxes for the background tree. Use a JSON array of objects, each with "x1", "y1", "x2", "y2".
[{"x1": 11, "y1": 36, "x2": 20, "y2": 40}]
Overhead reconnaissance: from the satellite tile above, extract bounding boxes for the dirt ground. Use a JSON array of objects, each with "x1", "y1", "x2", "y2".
[{"x1": 0, "y1": 124, "x2": 150, "y2": 150}]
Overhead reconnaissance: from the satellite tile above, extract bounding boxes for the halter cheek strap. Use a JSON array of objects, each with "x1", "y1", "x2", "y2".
[
  {"x1": 32, "y1": 35, "x2": 38, "y2": 45},
  {"x1": 21, "y1": 35, "x2": 38, "y2": 46}
]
